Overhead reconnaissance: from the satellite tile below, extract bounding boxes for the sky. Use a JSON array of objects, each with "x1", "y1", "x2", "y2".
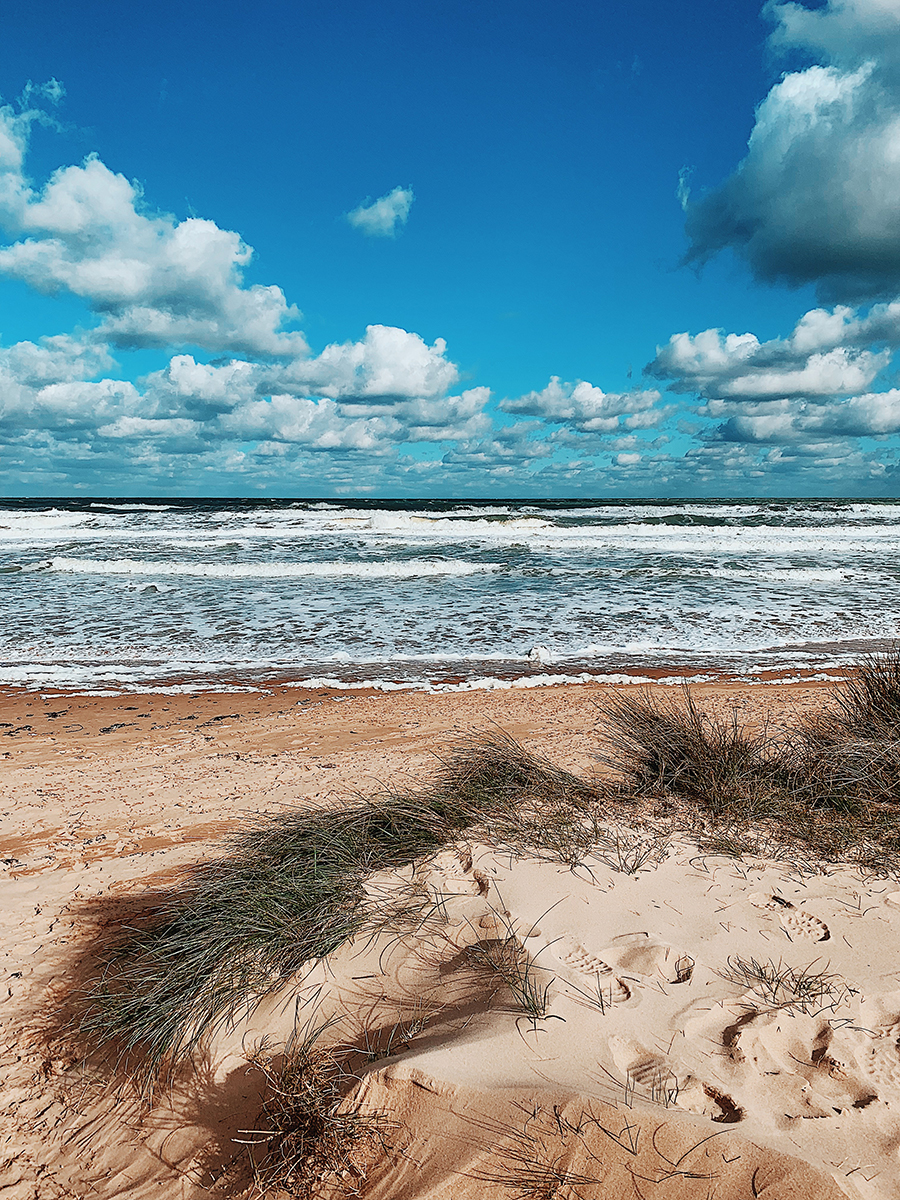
[{"x1": 2, "y1": 0, "x2": 900, "y2": 498}]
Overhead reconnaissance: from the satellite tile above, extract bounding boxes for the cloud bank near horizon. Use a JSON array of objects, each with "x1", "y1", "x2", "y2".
[{"x1": 3, "y1": 0, "x2": 900, "y2": 497}]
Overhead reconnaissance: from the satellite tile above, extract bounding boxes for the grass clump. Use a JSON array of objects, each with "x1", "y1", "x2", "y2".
[
  {"x1": 593, "y1": 652, "x2": 900, "y2": 870},
  {"x1": 718, "y1": 955, "x2": 856, "y2": 1014},
  {"x1": 468, "y1": 1104, "x2": 611, "y2": 1198},
  {"x1": 595, "y1": 684, "x2": 775, "y2": 812},
  {"x1": 241, "y1": 1028, "x2": 395, "y2": 1199},
  {"x1": 786, "y1": 652, "x2": 900, "y2": 809},
  {"x1": 80, "y1": 732, "x2": 596, "y2": 1077},
  {"x1": 590, "y1": 825, "x2": 670, "y2": 875}
]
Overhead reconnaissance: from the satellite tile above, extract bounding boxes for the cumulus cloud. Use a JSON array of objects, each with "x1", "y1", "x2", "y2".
[
  {"x1": 501, "y1": 376, "x2": 664, "y2": 433},
  {"x1": 2, "y1": 333, "x2": 112, "y2": 387},
  {"x1": 347, "y1": 186, "x2": 414, "y2": 237},
  {"x1": 649, "y1": 296, "x2": 900, "y2": 450},
  {"x1": 648, "y1": 307, "x2": 892, "y2": 401},
  {"x1": 266, "y1": 324, "x2": 458, "y2": 401},
  {"x1": 685, "y1": 0, "x2": 900, "y2": 301},
  {"x1": 0, "y1": 372, "x2": 141, "y2": 432},
  {"x1": 0, "y1": 108, "x2": 307, "y2": 357},
  {"x1": 708, "y1": 389, "x2": 900, "y2": 443}
]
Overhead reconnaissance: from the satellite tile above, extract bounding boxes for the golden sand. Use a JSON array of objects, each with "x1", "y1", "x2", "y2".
[{"x1": 1, "y1": 678, "x2": 890, "y2": 1199}]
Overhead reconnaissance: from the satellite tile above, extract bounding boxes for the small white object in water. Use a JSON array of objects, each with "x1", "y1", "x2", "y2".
[{"x1": 528, "y1": 644, "x2": 552, "y2": 664}]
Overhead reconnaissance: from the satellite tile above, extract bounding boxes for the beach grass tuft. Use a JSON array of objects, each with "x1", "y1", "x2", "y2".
[
  {"x1": 239, "y1": 1026, "x2": 395, "y2": 1199},
  {"x1": 79, "y1": 731, "x2": 596, "y2": 1077},
  {"x1": 593, "y1": 652, "x2": 900, "y2": 871},
  {"x1": 594, "y1": 683, "x2": 776, "y2": 812},
  {"x1": 718, "y1": 955, "x2": 855, "y2": 1014}
]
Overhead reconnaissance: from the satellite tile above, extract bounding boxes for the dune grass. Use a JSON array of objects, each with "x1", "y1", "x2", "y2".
[
  {"x1": 718, "y1": 955, "x2": 855, "y2": 1014},
  {"x1": 67, "y1": 655, "x2": 900, "y2": 1193},
  {"x1": 464, "y1": 909, "x2": 553, "y2": 1019},
  {"x1": 593, "y1": 652, "x2": 900, "y2": 869},
  {"x1": 594, "y1": 683, "x2": 775, "y2": 811},
  {"x1": 240, "y1": 1025, "x2": 396, "y2": 1200},
  {"x1": 79, "y1": 732, "x2": 598, "y2": 1077},
  {"x1": 80, "y1": 659, "x2": 900, "y2": 1081}
]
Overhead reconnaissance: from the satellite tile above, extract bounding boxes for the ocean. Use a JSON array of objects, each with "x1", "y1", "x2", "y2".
[{"x1": 1, "y1": 497, "x2": 898, "y2": 693}]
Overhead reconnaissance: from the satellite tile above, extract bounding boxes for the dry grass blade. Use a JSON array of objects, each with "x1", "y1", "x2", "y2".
[
  {"x1": 468, "y1": 1103, "x2": 609, "y2": 1199},
  {"x1": 466, "y1": 911, "x2": 552, "y2": 1019},
  {"x1": 591, "y1": 825, "x2": 670, "y2": 875},
  {"x1": 718, "y1": 955, "x2": 854, "y2": 1013},
  {"x1": 242, "y1": 1033, "x2": 395, "y2": 1199}
]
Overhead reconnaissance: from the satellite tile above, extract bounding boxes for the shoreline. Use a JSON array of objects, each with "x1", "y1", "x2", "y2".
[{"x1": 0, "y1": 670, "x2": 843, "y2": 761}]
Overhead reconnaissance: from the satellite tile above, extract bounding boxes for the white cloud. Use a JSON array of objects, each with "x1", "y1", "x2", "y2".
[
  {"x1": 0, "y1": 113, "x2": 307, "y2": 357},
  {"x1": 768, "y1": 0, "x2": 900, "y2": 70},
  {"x1": 267, "y1": 324, "x2": 458, "y2": 401},
  {"x1": 2, "y1": 334, "x2": 112, "y2": 386},
  {"x1": 648, "y1": 294, "x2": 900, "y2": 449},
  {"x1": 709, "y1": 389, "x2": 900, "y2": 443},
  {"x1": 142, "y1": 355, "x2": 258, "y2": 417},
  {"x1": 685, "y1": 0, "x2": 900, "y2": 301},
  {"x1": 347, "y1": 186, "x2": 414, "y2": 238},
  {"x1": 219, "y1": 395, "x2": 394, "y2": 451},
  {"x1": 649, "y1": 318, "x2": 889, "y2": 400},
  {"x1": 0, "y1": 373, "x2": 141, "y2": 432},
  {"x1": 96, "y1": 415, "x2": 200, "y2": 440},
  {"x1": 500, "y1": 377, "x2": 664, "y2": 432}
]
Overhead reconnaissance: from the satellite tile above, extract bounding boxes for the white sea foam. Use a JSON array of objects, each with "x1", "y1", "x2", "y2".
[
  {"x1": 24, "y1": 556, "x2": 499, "y2": 580},
  {"x1": 284, "y1": 672, "x2": 690, "y2": 693},
  {"x1": 4, "y1": 497, "x2": 900, "y2": 690},
  {"x1": 88, "y1": 503, "x2": 173, "y2": 511}
]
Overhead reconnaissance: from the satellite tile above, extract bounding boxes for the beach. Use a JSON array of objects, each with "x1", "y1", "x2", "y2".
[
  {"x1": 4, "y1": 497, "x2": 900, "y2": 1199},
  {"x1": 6, "y1": 674, "x2": 899, "y2": 1199}
]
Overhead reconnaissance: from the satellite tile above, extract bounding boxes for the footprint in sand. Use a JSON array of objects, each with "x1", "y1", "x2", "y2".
[
  {"x1": 610, "y1": 1036, "x2": 676, "y2": 1093},
  {"x1": 554, "y1": 937, "x2": 631, "y2": 1003},
  {"x1": 740, "y1": 1010, "x2": 832, "y2": 1076},
  {"x1": 859, "y1": 990, "x2": 900, "y2": 1035},
  {"x1": 749, "y1": 893, "x2": 830, "y2": 942},
  {"x1": 679, "y1": 1079, "x2": 744, "y2": 1123},
  {"x1": 415, "y1": 846, "x2": 490, "y2": 897},
  {"x1": 604, "y1": 932, "x2": 695, "y2": 985},
  {"x1": 855, "y1": 1036, "x2": 900, "y2": 1092}
]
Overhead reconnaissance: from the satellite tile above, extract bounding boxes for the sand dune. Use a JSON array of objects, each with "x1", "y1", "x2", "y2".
[{"x1": 2, "y1": 678, "x2": 896, "y2": 1199}]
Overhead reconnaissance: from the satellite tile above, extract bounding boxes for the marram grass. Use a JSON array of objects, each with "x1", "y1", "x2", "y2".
[
  {"x1": 80, "y1": 731, "x2": 598, "y2": 1076},
  {"x1": 79, "y1": 653, "x2": 900, "y2": 1086}
]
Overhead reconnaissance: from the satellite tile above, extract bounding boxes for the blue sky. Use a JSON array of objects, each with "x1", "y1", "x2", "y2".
[{"x1": 2, "y1": 0, "x2": 900, "y2": 497}]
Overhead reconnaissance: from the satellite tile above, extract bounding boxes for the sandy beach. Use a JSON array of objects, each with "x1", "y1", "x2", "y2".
[{"x1": 2, "y1": 676, "x2": 897, "y2": 1199}]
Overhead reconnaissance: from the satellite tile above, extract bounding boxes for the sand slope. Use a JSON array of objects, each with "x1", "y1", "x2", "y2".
[{"x1": 1, "y1": 680, "x2": 895, "y2": 1199}]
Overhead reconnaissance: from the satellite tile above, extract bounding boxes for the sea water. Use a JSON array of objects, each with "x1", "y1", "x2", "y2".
[{"x1": 1, "y1": 497, "x2": 898, "y2": 692}]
